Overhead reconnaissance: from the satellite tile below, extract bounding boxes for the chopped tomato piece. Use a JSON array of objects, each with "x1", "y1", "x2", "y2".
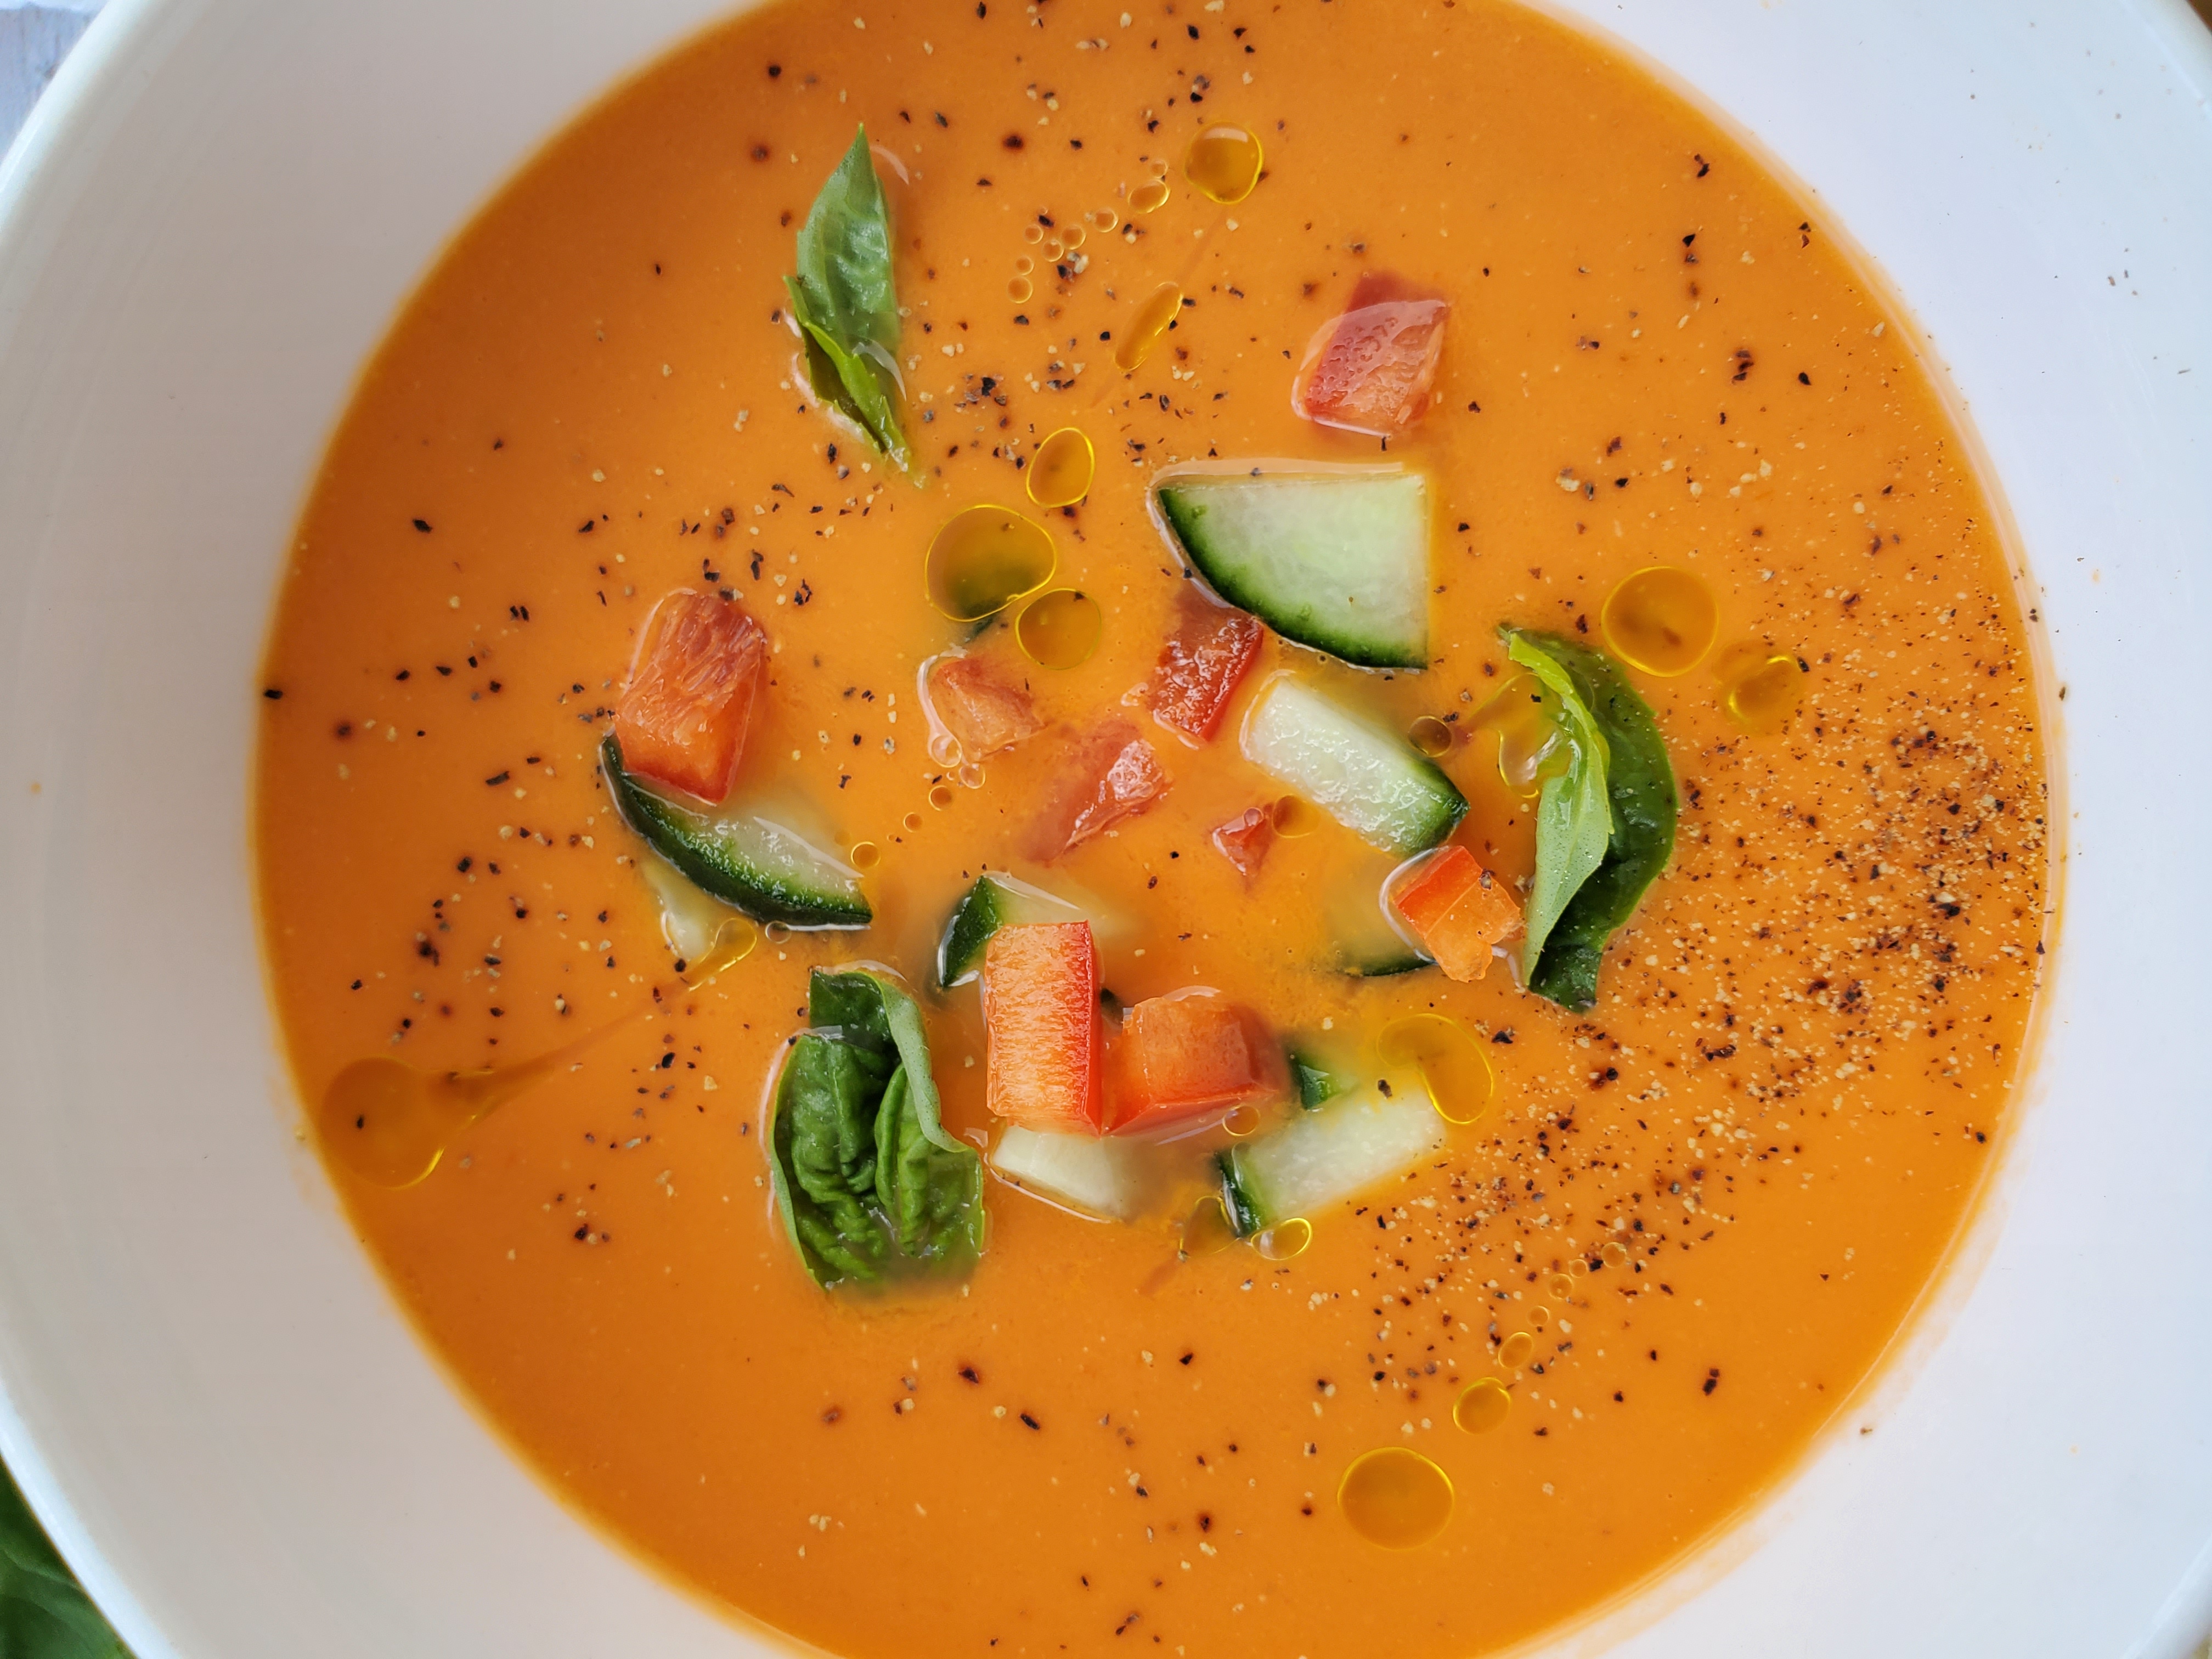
[
  {"x1": 924, "y1": 652, "x2": 1042, "y2": 764},
  {"x1": 1291, "y1": 270, "x2": 1449, "y2": 438},
  {"x1": 1109, "y1": 991, "x2": 1283, "y2": 1135},
  {"x1": 1024, "y1": 720, "x2": 1170, "y2": 862},
  {"x1": 1390, "y1": 845, "x2": 1522, "y2": 983},
  {"x1": 983, "y1": 922, "x2": 1104, "y2": 1133},
  {"x1": 1210, "y1": 805, "x2": 1275, "y2": 878},
  {"x1": 614, "y1": 588, "x2": 770, "y2": 804},
  {"x1": 1148, "y1": 588, "x2": 1265, "y2": 745}
]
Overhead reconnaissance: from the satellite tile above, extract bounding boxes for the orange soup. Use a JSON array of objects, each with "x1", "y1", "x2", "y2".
[{"x1": 256, "y1": 0, "x2": 2052, "y2": 1652}]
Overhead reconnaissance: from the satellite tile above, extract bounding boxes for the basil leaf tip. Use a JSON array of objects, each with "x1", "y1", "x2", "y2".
[
  {"x1": 767, "y1": 966, "x2": 983, "y2": 1289},
  {"x1": 787, "y1": 127, "x2": 910, "y2": 467}
]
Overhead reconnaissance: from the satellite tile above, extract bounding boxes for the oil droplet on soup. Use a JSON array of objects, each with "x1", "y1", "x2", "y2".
[
  {"x1": 1007, "y1": 276, "x2": 1033, "y2": 304},
  {"x1": 1253, "y1": 1217, "x2": 1312, "y2": 1261},
  {"x1": 1114, "y1": 282, "x2": 1183, "y2": 372},
  {"x1": 1717, "y1": 645, "x2": 1804, "y2": 733},
  {"x1": 1127, "y1": 177, "x2": 1171, "y2": 215},
  {"x1": 1271, "y1": 794, "x2": 1319, "y2": 837},
  {"x1": 1339, "y1": 1447, "x2": 1454, "y2": 1549},
  {"x1": 1183, "y1": 124, "x2": 1264, "y2": 204},
  {"x1": 1180, "y1": 1193, "x2": 1239, "y2": 1257},
  {"x1": 1498, "y1": 1330, "x2": 1537, "y2": 1369},
  {"x1": 1472, "y1": 676, "x2": 1563, "y2": 794},
  {"x1": 1601, "y1": 566, "x2": 1717, "y2": 675},
  {"x1": 1407, "y1": 714, "x2": 1453, "y2": 758},
  {"x1": 850, "y1": 840, "x2": 881, "y2": 870},
  {"x1": 924, "y1": 505, "x2": 1056, "y2": 620},
  {"x1": 1545, "y1": 1272, "x2": 1573, "y2": 1300},
  {"x1": 1379, "y1": 1014, "x2": 1494, "y2": 1125},
  {"x1": 1221, "y1": 1101, "x2": 1266, "y2": 1137},
  {"x1": 1026, "y1": 426, "x2": 1096, "y2": 507},
  {"x1": 1015, "y1": 589, "x2": 1103, "y2": 670},
  {"x1": 1453, "y1": 1378, "x2": 1511, "y2": 1435}
]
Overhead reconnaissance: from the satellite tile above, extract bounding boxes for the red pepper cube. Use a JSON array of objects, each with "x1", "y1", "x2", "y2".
[
  {"x1": 1391, "y1": 845, "x2": 1523, "y2": 983},
  {"x1": 1110, "y1": 991, "x2": 1283, "y2": 1136},
  {"x1": 924, "y1": 652, "x2": 1042, "y2": 764},
  {"x1": 1024, "y1": 720, "x2": 1170, "y2": 862},
  {"x1": 1148, "y1": 588, "x2": 1265, "y2": 745},
  {"x1": 982, "y1": 922, "x2": 1104, "y2": 1134},
  {"x1": 1291, "y1": 270, "x2": 1450, "y2": 438},
  {"x1": 1210, "y1": 805, "x2": 1275, "y2": 878},
  {"x1": 614, "y1": 589, "x2": 770, "y2": 805}
]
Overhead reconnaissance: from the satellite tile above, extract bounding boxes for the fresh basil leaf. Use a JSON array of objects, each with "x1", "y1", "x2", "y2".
[
  {"x1": 768, "y1": 968, "x2": 982, "y2": 1288},
  {"x1": 770, "y1": 1033, "x2": 890, "y2": 1286},
  {"x1": 1504, "y1": 628, "x2": 1613, "y2": 981},
  {"x1": 0, "y1": 1459, "x2": 131, "y2": 1658},
  {"x1": 787, "y1": 128, "x2": 910, "y2": 467},
  {"x1": 1522, "y1": 636, "x2": 1678, "y2": 1011}
]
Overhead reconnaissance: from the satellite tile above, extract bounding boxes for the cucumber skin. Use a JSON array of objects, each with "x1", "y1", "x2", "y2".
[
  {"x1": 938, "y1": 876, "x2": 1012, "y2": 987},
  {"x1": 602, "y1": 736, "x2": 872, "y2": 928},
  {"x1": 1286, "y1": 1050, "x2": 1340, "y2": 1110},
  {"x1": 1156, "y1": 477, "x2": 1427, "y2": 670},
  {"x1": 1216, "y1": 1150, "x2": 1263, "y2": 1236}
]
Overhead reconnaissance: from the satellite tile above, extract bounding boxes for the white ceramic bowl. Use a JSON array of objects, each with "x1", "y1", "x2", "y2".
[{"x1": 1, "y1": 1, "x2": 2208, "y2": 1654}]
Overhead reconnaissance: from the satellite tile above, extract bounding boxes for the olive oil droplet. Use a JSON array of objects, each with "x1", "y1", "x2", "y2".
[
  {"x1": 1338, "y1": 1447, "x2": 1454, "y2": 1549},
  {"x1": 1016, "y1": 589, "x2": 1104, "y2": 670},
  {"x1": 1128, "y1": 177, "x2": 1171, "y2": 215},
  {"x1": 1545, "y1": 1272, "x2": 1574, "y2": 1300},
  {"x1": 1253, "y1": 1217, "x2": 1312, "y2": 1260},
  {"x1": 1472, "y1": 674, "x2": 1563, "y2": 794},
  {"x1": 1724, "y1": 652, "x2": 1803, "y2": 732},
  {"x1": 1180, "y1": 1193, "x2": 1239, "y2": 1257},
  {"x1": 1378, "y1": 1014, "x2": 1494, "y2": 1125},
  {"x1": 1498, "y1": 1330, "x2": 1537, "y2": 1369},
  {"x1": 1453, "y1": 1378, "x2": 1511, "y2": 1435},
  {"x1": 1222, "y1": 1102, "x2": 1266, "y2": 1138},
  {"x1": 1007, "y1": 276, "x2": 1033, "y2": 304},
  {"x1": 1183, "y1": 124, "x2": 1264, "y2": 204},
  {"x1": 1602, "y1": 565, "x2": 1717, "y2": 675},
  {"x1": 928, "y1": 783, "x2": 955, "y2": 810},
  {"x1": 924, "y1": 505, "x2": 1057, "y2": 620},
  {"x1": 1407, "y1": 714, "x2": 1453, "y2": 757},
  {"x1": 850, "y1": 840, "x2": 881, "y2": 870},
  {"x1": 901, "y1": 811, "x2": 924, "y2": 833},
  {"x1": 1026, "y1": 426, "x2": 1096, "y2": 507},
  {"x1": 1271, "y1": 794, "x2": 1319, "y2": 837},
  {"x1": 1114, "y1": 282, "x2": 1182, "y2": 372}
]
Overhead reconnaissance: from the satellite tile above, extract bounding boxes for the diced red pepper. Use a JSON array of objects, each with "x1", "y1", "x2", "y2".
[
  {"x1": 1024, "y1": 720, "x2": 1170, "y2": 862},
  {"x1": 1109, "y1": 991, "x2": 1283, "y2": 1136},
  {"x1": 924, "y1": 652, "x2": 1042, "y2": 763},
  {"x1": 614, "y1": 588, "x2": 770, "y2": 804},
  {"x1": 983, "y1": 922, "x2": 1104, "y2": 1134},
  {"x1": 1291, "y1": 270, "x2": 1449, "y2": 438},
  {"x1": 1210, "y1": 805, "x2": 1275, "y2": 879},
  {"x1": 1148, "y1": 588, "x2": 1265, "y2": 745},
  {"x1": 1390, "y1": 845, "x2": 1523, "y2": 983}
]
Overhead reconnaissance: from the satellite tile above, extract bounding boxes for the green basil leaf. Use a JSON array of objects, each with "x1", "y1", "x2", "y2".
[
  {"x1": 769, "y1": 1033, "x2": 889, "y2": 1286},
  {"x1": 1522, "y1": 636, "x2": 1678, "y2": 1011},
  {"x1": 787, "y1": 128, "x2": 909, "y2": 466},
  {"x1": 769, "y1": 968, "x2": 983, "y2": 1288},
  {"x1": 1504, "y1": 628, "x2": 1613, "y2": 981},
  {"x1": 0, "y1": 1460, "x2": 131, "y2": 1658}
]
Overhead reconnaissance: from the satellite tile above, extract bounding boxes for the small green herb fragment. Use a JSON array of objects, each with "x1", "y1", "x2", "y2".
[
  {"x1": 786, "y1": 127, "x2": 910, "y2": 467},
  {"x1": 767, "y1": 968, "x2": 982, "y2": 1288}
]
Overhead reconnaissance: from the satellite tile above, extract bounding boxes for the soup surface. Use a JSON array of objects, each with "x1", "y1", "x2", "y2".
[{"x1": 256, "y1": 0, "x2": 2052, "y2": 1652}]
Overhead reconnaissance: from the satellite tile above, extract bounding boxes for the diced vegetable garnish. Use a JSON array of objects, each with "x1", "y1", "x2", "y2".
[
  {"x1": 922, "y1": 652, "x2": 1043, "y2": 764},
  {"x1": 1024, "y1": 720, "x2": 1170, "y2": 862},
  {"x1": 937, "y1": 871, "x2": 1088, "y2": 988},
  {"x1": 991, "y1": 1126, "x2": 1153, "y2": 1220},
  {"x1": 1153, "y1": 467, "x2": 1430, "y2": 669},
  {"x1": 785, "y1": 127, "x2": 909, "y2": 467},
  {"x1": 1149, "y1": 586, "x2": 1265, "y2": 744},
  {"x1": 1290, "y1": 271, "x2": 1449, "y2": 438},
  {"x1": 1108, "y1": 991, "x2": 1284, "y2": 1136},
  {"x1": 1209, "y1": 805, "x2": 1275, "y2": 878},
  {"x1": 1217, "y1": 1079, "x2": 1444, "y2": 1233},
  {"x1": 1501, "y1": 629, "x2": 1678, "y2": 1009},
  {"x1": 766, "y1": 968, "x2": 981, "y2": 1288},
  {"x1": 1389, "y1": 845, "x2": 1522, "y2": 983},
  {"x1": 614, "y1": 589, "x2": 769, "y2": 805},
  {"x1": 1240, "y1": 674, "x2": 1466, "y2": 856},
  {"x1": 1285, "y1": 1047, "x2": 1345, "y2": 1110},
  {"x1": 982, "y1": 922, "x2": 1104, "y2": 1133},
  {"x1": 602, "y1": 735, "x2": 871, "y2": 928}
]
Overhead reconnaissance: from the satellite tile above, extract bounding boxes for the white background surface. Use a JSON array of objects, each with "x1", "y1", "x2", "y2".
[{"x1": 0, "y1": 1, "x2": 2207, "y2": 1656}]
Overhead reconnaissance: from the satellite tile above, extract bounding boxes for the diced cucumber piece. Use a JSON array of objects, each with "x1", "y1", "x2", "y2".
[
  {"x1": 1240, "y1": 675, "x2": 1466, "y2": 856},
  {"x1": 1286, "y1": 1048, "x2": 1343, "y2": 1111},
  {"x1": 992, "y1": 1126, "x2": 1155, "y2": 1221},
  {"x1": 1153, "y1": 468, "x2": 1430, "y2": 669},
  {"x1": 936, "y1": 871, "x2": 1091, "y2": 988},
  {"x1": 1323, "y1": 870, "x2": 1434, "y2": 978},
  {"x1": 602, "y1": 735, "x2": 871, "y2": 928},
  {"x1": 1218, "y1": 1081, "x2": 1444, "y2": 1231}
]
